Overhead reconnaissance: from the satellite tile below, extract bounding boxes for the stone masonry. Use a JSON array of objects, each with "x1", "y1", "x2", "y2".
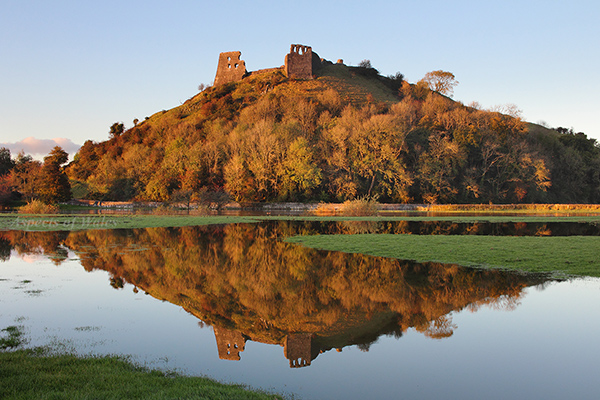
[
  {"x1": 284, "y1": 44, "x2": 321, "y2": 80},
  {"x1": 214, "y1": 51, "x2": 247, "y2": 86},
  {"x1": 213, "y1": 45, "x2": 321, "y2": 85}
]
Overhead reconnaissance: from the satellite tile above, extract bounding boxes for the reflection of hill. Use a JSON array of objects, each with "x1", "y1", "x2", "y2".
[{"x1": 2, "y1": 223, "x2": 549, "y2": 367}]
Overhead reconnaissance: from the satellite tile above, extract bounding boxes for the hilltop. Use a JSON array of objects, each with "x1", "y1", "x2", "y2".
[{"x1": 63, "y1": 47, "x2": 600, "y2": 205}]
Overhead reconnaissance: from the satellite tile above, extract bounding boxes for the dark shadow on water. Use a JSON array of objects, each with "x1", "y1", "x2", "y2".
[{"x1": 0, "y1": 221, "x2": 559, "y2": 368}]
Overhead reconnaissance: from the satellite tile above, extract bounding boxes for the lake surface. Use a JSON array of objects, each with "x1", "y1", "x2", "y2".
[{"x1": 1, "y1": 221, "x2": 600, "y2": 399}]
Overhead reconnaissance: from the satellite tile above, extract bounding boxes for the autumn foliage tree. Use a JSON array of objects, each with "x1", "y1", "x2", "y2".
[
  {"x1": 0, "y1": 148, "x2": 15, "y2": 206},
  {"x1": 61, "y1": 65, "x2": 599, "y2": 204},
  {"x1": 420, "y1": 70, "x2": 459, "y2": 97},
  {"x1": 38, "y1": 146, "x2": 72, "y2": 204},
  {"x1": 9, "y1": 153, "x2": 42, "y2": 201}
]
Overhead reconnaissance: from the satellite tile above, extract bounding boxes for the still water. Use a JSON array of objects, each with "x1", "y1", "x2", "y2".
[{"x1": 1, "y1": 221, "x2": 600, "y2": 399}]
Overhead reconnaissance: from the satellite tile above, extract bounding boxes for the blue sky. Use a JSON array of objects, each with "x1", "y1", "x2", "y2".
[{"x1": 1, "y1": 0, "x2": 598, "y2": 157}]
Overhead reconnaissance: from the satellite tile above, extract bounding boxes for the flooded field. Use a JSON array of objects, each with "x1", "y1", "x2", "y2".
[{"x1": 1, "y1": 220, "x2": 600, "y2": 399}]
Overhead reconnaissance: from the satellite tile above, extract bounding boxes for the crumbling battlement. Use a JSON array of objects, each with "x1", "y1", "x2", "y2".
[
  {"x1": 284, "y1": 44, "x2": 321, "y2": 80},
  {"x1": 214, "y1": 51, "x2": 247, "y2": 86}
]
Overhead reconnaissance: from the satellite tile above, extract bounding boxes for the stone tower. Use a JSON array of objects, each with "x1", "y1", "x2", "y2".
[
  {"x1": 214, "y1": 51, "x2": 247, "y2": 86},
  {"x1": 284, "y1": 44, "x2": 321, "y2": 80}
]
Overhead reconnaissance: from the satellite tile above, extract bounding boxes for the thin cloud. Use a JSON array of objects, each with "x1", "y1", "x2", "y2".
[{"x1": 0, "y1": 137, "x2": 81, "y2": 157}]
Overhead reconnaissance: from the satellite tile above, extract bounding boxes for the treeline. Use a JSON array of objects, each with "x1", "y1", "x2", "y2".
[
  {"x1": 0, "y1": 146, "x2": 71, "y2": 207},
  {"x1": 5, "y1": 66, "x2": 600, "y2": 205}
]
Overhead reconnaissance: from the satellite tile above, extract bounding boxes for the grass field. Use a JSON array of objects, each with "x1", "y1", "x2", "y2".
[
  {"x1": 0, "y1": 326, "x2": 283, "y2": 400},
  {"x1": 0, "y1": 214, "x2": 262, "y2": 231},
  {"x1": 2, "y1": 213, "x2": 600, "y2": 231},
  {"x1": 285, "y1": 234, "x2": 600, "y2": 278},
  {"x1": 0, "y1": 349, "x2": 283, "y2": 400}
]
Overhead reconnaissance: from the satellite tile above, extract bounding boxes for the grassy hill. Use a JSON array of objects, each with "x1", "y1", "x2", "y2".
[{"x1": 64, "y1": 59, "x2": 600, "y2": 205}]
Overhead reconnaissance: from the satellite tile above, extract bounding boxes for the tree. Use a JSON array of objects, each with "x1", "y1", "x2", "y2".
[
  {"x1": 44, "y1": 146, "x2": 69, "y2": 166},
  {"x1": 198, "y1": 83, "x2": 210, "y2": 92},
  {"x1": 385, "y1": 72, "x2": 405, "y2": 92},
  {"x1": 109, "y1": 122, "x2": 124, "y2": 139},
  {"x1": 0, "y1": 175, "x2": 13, "y2": 206},
  {"x1": 421, "y1": 70, "x2": 459, "y2": 97},
  {"x1": 358, "y1": 59, "x2": 372, "y2": 68},
  {"x1": 0, "y1": 147, "x2": 14, "y2": 176},
  {"x1": 9, "y1": 152, "x2": 42, "y2": 200},
  {"x1": 350, "y1": 113, "x2": 412, "y2": 199},
  {"x1": 417, "y1": 131, "x2": 465, "y2": 203},
  {"x1": 38, "y1": 146, "x2": 72, "y2": 204},
  {"x1": 0, "y1": 148, "x2": 15, "y2": 205},
  {"x1": 280, "y1": 137, "x2": 322, "y2": 200}
]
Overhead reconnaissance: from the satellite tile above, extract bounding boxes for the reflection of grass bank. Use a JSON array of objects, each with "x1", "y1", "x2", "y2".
[
  {"x1": 412, "y1": 203, "x2": 600, "y2": 213},
  {"x1": 285, "y1": 234, "x2": 600, "y2": 278},
  {"x1": 0, "y1": 326, "x2": 26, "y2": 350},
  {"x1": 0, "y1": 327, "x2": 282, "y2": 400},
  {"x1": 3, "y1": 214, "x2": 600, "y2": 231}
]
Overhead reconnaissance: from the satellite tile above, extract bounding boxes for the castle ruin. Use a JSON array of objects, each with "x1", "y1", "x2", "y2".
[
  {"x1": 213, "y1": 44, "x2": 321, "y2": 86},
  {"x1": 213, "y1": 51, "x2": 247, "y2": 86},
  {"x1": 284, "y1": 44, "x2": 321, "y2": 80}
]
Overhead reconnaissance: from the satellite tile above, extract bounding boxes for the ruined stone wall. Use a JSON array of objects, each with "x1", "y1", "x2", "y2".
[
  {"x1": 214, "y1": 51, "x2": 247, "y2": 86},
  {"x1": 284, "y1": 44, "x2": 320, "y2": 80}
]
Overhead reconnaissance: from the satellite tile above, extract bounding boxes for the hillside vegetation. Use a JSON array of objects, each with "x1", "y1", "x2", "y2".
[{"x1": 63, "y1": 62, "x2": 600, "y2": 204}]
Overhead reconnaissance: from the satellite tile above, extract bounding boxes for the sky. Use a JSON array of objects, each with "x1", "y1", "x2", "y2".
[{"x1": 1, "y1": 0, "x2": 599, "y2": 158}]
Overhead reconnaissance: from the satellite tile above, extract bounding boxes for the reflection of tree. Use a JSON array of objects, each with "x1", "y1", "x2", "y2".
[
  {"x1": 0, "y1": 231, "x2": 69, "y2": 265},
  {"x1": 0, "y1": 233, "x2": 11, "y2": 261},
  {"x1": 4, "y1": 222, "x2": 552, "y2": 367},
  {"x1": 60, "y1": 222, "x2": 548, "y2": 366},
  {"x1": 109, "y1": 276, "x2": 125, "y2": 289}
]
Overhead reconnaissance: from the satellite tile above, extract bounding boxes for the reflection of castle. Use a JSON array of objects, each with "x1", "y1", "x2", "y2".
[
  {"x1": 47, "y1": 224, "x2": 549, "y2": 370},
  {"x1": 284, "y1": 333, "x2": 313, "y2": 368},
  {"x1": 214, "y1": 326, "x2": 314, "y2": 368},
  {"x1": 213, "y1": 327, "x2": 246, "y2": 361}
]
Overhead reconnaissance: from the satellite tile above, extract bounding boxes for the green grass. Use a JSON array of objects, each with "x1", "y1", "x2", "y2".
[
  {"x1": 0, "y1": 326, "x2": 283, "y2": 400},
  {"x1": 285, "y1": 234, "x2": 600, "y2": 278},
  {"x1": 0, "y1": 348, "x2": 283, "y2": 400},
  {"x1": 0, "y1": 214, "x2": 263, "y2": 231},
  {"x1": 314, "y1": 63, "x2": 400, "y2": 105},
  {"x1": 2, "y1": 213, "x2": 600, "y2": 231}
]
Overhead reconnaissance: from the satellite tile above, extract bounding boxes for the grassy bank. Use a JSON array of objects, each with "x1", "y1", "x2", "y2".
[
  {"x1": 0, "y1": 214, "x2": 263, "y2": 231},
  {"x1": 0, "y1": 324, "x2": 283, "y2": 400},
  {"x1": 0, "y1": 349, "x2": 283, "y2": 400},
  {"x1": 285, "y1": 234, "x2": 600, "y2": 278},
  {"x1": 3, "y1": 213, "x2": 600, "y2": 231}
]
